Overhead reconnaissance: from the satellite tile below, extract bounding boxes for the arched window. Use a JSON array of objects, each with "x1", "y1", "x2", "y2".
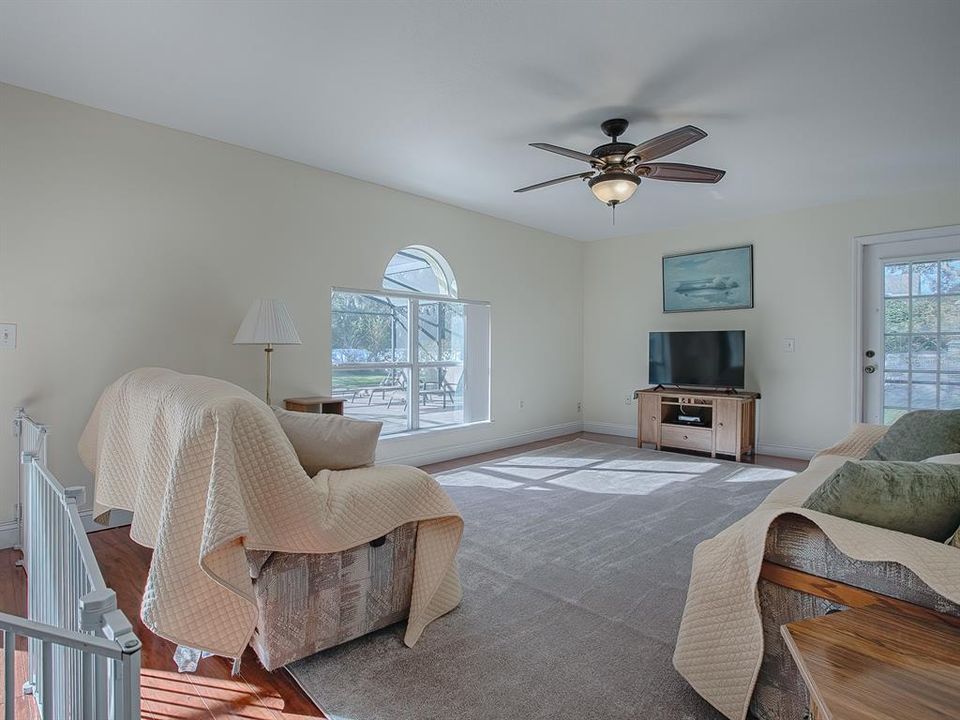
[
  {"x1": 331, "y1": 246, "x2": 489, "y2": 436},
  {"x1": 383, "y1": 245, "x2": 458, "y2": 297}
]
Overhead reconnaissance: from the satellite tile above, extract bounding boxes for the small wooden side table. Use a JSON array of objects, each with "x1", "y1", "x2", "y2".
[
  {"x1": 283, "y1": 396, "x2": 345, "y2": 415},
  {"x1": 781, "y1": 605, "x2": 960, "y2": 720}
]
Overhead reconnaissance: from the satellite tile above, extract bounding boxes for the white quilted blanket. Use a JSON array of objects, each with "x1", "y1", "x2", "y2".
[
  {"x1": 673, "y1": 424, "x2": 960, "y2": 719},
  {"x1": 79, "y1": 368, "x2": 463, "y2": 657}
]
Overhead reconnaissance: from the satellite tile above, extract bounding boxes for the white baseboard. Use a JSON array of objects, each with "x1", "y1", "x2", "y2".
[
  {"x1": 379, "y1": 421, "x2": 584, "y2": 467},
  {"x1": 582, "y1": 421, "x2": 635, "y2": 438},
  {"x1": 0, "y1": 509, "x2": 133, "y2": 551},
  {"x1": 756, "y1": 443, "x2": 817, "y2": 460}
]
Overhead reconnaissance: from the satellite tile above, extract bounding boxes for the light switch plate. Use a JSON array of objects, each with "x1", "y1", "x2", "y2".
[{"x1": 0, "y1": 323, "x2": 17, "y2": 349}]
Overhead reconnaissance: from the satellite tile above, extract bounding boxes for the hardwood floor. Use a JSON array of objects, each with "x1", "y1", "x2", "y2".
[
  {"x1": 96, "y1": 530, "x2": 324, "y2": 720},
  {"x1": 0, "y1": 532, "x2": 323, "y2": 720},
  {"x1": 0, "y1": 432, "x2": 806, "y2": 719},
  {"x1": 0, "y1": 546, "x2": 35, "y2": 720}
]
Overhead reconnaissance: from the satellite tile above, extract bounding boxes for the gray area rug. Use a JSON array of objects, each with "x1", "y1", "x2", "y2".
[{"x1": 288, "y1": 439, "x2": 794, "y2": 720}]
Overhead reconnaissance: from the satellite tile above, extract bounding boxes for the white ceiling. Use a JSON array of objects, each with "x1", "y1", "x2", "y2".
[{"x1": 1, "y1": 0, "x2": 958, "y2": 241}]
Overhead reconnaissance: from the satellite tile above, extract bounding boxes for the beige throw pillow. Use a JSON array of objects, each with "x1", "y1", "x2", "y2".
[{"x1": 273, "y1": 408, "x2": 382, "y2": 475}]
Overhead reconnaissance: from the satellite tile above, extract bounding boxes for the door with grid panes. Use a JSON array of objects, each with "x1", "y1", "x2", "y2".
[{"x1": 862, "y1": 233, "x2": 960, "y2": 424}]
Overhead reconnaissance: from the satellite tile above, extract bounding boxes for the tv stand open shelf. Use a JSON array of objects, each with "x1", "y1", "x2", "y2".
[{"x1": 633, "y1": 387, "x2": 760, "y2": 461}]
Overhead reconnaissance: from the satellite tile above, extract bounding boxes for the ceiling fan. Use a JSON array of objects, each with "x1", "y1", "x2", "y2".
[{"x1": 515, "y1": 118, "x2": 725, "y2": 208}]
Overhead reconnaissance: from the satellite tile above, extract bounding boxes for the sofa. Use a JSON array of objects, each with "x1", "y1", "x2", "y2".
[
  {"x1": 748, "y1": 417, "x2": 960, "y2": 720},
  {"x1": 751, "y1": 513, "x2": 960, "y2": 720}
]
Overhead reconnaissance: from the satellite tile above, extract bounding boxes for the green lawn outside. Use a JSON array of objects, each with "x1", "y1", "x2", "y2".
[{"x1": 332, "y1": 369, "x2": 391, "y2": 390}]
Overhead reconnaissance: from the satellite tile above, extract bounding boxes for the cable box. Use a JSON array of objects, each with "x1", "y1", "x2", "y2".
[{"x1": 677, "y1": 415, "x2": 704, "y2": 425}]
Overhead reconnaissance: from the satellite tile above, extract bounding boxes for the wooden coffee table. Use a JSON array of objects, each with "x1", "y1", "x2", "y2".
[{"x1": 781, "y1": 605, "x2": 960, "y2": 720}]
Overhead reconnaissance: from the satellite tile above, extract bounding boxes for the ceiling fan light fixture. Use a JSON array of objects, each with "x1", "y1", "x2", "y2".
[
  {"x1": 515, "y1": 120, "x2": 723, "y2": 210},
  {"x1": 588, "y1": 171, "x2": 639, "y2": 206}
]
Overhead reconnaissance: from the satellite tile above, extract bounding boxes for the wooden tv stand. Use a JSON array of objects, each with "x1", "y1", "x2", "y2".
[{"x1": 634, "y1": 387, "x2": 760, "y2": 461}]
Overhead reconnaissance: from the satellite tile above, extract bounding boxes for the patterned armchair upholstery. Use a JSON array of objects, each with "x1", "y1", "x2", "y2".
[
  {"x1": 247, "y1": 521, "x2": 418, "y2": 670},
  {"x1": 750, "y1": 514, "x2": 960, "y2": 720}
]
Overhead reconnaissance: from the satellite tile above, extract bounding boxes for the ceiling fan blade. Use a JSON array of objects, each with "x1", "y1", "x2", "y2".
[
  {"x1": 529, "y1": 143, "x2": 604, "y2": 166},
  {"x1": 637, "y1": 163, "x2": 725, "y2": 183},
  {"x1": 623, "y1": 125, "x2": 707, "y2": 163},
  {"x1": 514, "y1": 171, "x2": 595, "y2": 193}
]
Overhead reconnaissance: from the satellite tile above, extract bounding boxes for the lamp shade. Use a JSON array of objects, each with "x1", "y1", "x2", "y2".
[
  {"x1": 233, "y1": 299, "x2": 302, "y2": 345},
  {"x1": 588, "y1": 171, "x2": 639, "y2": 206}
]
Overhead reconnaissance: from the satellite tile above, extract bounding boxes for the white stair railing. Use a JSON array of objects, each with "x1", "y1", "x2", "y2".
[{"x1": 1, "y1": 408, "x2": 141, "y2": 719}]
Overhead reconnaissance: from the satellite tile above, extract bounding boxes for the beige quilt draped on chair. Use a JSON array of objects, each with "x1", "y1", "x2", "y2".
[{"x1": 79, "y1": 368, "x2": 463, "y2": 657}]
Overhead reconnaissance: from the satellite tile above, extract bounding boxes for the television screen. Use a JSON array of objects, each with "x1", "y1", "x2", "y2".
[{"x1": 649, "y1": 331, "x2": 745, "y2": 389}]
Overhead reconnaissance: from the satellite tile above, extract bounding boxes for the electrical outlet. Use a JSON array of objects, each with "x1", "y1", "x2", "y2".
[
  {"x1": 783, "y1": 337, "x2": 796, "y2": 353},
  {"x1": 624, "y1": 394, "x2": 632, "y2": 405},
  {"x1": 0, "y1": 323, "x2": 16, "y2": 350},
  {"x1": 518, "y1": 399, "x2": 525, "y2": 409},
  {"x1": 577, "y1": 401, "x2": 582, "y2": 413}
]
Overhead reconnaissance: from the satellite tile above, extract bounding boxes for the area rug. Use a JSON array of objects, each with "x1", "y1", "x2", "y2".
[{"x1": 287, "y1": 439, "x2": 795, "y2": 720}]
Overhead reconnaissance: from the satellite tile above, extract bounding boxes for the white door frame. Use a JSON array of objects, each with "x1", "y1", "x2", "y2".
[{"x1": 850, "y1": 224, "x2": 960, "y2": 424}]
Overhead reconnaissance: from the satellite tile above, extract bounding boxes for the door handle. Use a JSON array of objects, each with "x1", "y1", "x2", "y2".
[{"x1": 864, "y1": 364, "x2": 877, "y2": 374}]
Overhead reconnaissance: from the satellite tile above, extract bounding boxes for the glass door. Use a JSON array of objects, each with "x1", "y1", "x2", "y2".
[{"x1": 862, "y1": 235, "x2": 960, "y2": 423}]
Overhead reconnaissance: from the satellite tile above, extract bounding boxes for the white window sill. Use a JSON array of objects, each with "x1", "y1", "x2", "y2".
[{"x1": 377, "y1": 419, "x2": 494, "y2": 444}]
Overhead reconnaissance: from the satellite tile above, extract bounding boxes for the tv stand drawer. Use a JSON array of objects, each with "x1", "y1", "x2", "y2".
[{"x1": 661, "y1": 425, "x2": 713, "y2": 453}]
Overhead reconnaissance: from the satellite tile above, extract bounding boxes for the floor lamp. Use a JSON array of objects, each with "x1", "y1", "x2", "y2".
[{"x1": 233, "y1": 299, "x2": 302, "y2": 405}]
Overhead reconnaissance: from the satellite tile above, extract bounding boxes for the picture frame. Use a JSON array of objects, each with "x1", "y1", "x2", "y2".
[{"x1": 662, "y1": 244, "x2": 754, "y2": 313}]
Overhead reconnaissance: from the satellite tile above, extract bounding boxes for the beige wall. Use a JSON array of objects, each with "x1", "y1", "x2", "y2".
[
  {"x1": 583, "y1": 189, "x2": 960, "y2": 456},
  {"x1": 2, "y1": 81, "x2": 957, "y2": 543},
  {"x1": 0, "y1": 83, "x2": 584, "y2": 534}
]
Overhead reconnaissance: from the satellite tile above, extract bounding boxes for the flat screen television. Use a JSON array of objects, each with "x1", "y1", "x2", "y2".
[{"x1": 649, "y1": 330, "x2": 745, "y2": 389}]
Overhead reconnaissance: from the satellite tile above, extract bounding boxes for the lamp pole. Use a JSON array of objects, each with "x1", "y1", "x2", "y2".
[{"x1": 264, "y1": 343, "x2": 274, "y2": 406}]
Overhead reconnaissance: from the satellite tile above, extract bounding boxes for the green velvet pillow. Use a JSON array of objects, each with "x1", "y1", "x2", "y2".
[
  {"x1": 863, "y1": 409, "x2": 960, "y2": 461},
  {"x1": 802, "y1": 460, "x2": 960, "y2": 541}
]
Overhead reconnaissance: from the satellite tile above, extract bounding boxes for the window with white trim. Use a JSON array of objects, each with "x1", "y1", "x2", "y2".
[
  {"x1": 331, "y1": 247, "x2": 490, "y2": 435},
  {"x1": 881, "y1": 257, "x2": 960, "y2": 423}
]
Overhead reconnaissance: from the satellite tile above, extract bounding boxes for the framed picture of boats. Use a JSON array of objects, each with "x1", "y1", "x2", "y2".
[{"x1": 662, "y1": 245, "x2": 754, "y2": 312}]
